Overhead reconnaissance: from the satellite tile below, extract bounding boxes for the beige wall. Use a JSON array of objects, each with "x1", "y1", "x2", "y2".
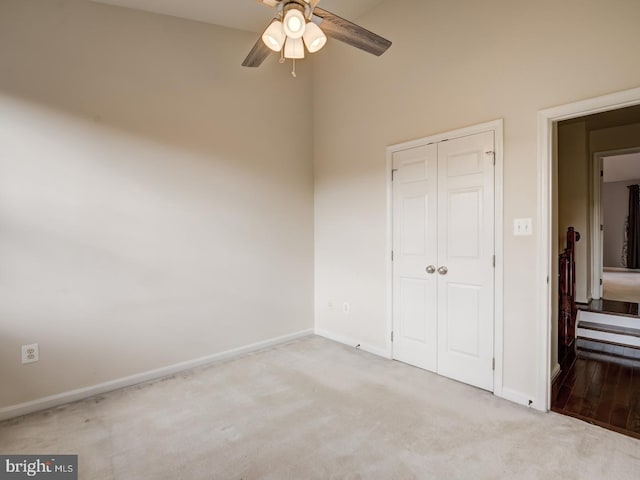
[
  {"x1": 0, "y1": 0, "x2": 314, "y2": 409},
  {"x1": 591, "y1": 123, "x2": 640, "y2": 154},
  {"x1": 558, "y1": 121, "x2": 590, "y2": 303},
  {"x1": 314, "y1": 0, "x2": 640, "y2": 404}
]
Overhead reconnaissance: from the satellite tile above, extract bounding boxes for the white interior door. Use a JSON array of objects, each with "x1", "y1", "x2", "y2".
[
  {"x1": 595, "y1": 155, "x2": 604, "y2": 299},
  {"x1": 436, "y1": 132, "x2": 495, "y2": 391},
  {"x1": 392, "y1": 144, "x2": 438, "y2": 371},
  {"x1": 392, "y1": 131, "x2": 495, "y2": 392}
]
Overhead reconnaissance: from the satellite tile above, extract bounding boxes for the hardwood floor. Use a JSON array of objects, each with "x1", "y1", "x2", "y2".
[
  {"x1": 602, "y1": 270, "x2": 640, "y2": 304},
  {"x1": 552, "y1": 352, "x2": 640, "y2": 439}
]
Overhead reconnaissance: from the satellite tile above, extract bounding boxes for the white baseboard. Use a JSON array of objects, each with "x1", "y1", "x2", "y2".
[
  {"x1": 0, "y1": 329, "x2": 314, "y2": 422},
  {"x1": 500, "y1": 387, "x2": 539, "y2": 410},
  {"x1": 314, "y1": 329, "x2": 390, "y2": 359}
]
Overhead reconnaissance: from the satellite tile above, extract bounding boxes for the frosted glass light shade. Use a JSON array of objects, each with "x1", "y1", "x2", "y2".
[
  {"x1": 302, "y1": 22, "x2": 327, "y2": 53},
  {"x1": 284, "y1": 37, "x2": 305, "y2": 59},
  {"x1": 262, "y1": 20, "x2": 285, "y2": 52},
  {"x1": 283, "y1": 9, "x2": 306, "y2": 39}
]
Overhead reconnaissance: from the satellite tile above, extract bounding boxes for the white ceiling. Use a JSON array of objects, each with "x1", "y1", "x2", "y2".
[
  {"x1": 91, "y1": 0, "x2": 386, "y2": 33},
  {"x1": 603, "y1": 152, "x2": 640, "y2": 183}
]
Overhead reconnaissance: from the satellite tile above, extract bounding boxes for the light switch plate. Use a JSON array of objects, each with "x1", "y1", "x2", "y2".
[{"x1": 514, "y1": 218, "x2": 533, "y2": 236}]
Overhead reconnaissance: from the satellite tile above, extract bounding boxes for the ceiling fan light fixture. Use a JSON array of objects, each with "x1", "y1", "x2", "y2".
[
  {"x1": 241, "y1": 2, "x2": 392, "y2": 71},
  {"x1": 283, "y1": 8, "x2": 306, "y2": 39},
  {"x1": 284, "y1": 37, "x2": 305, "y2": 59},
  {"x1": 302, "y1": 22, "x2": 327, "y2": 53},
  {"x1": 262, "y1": 20, "x2": 285, "y2": 52}
]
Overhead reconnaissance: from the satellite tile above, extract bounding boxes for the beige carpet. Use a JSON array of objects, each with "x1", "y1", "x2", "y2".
[
  {"x1": 603, "y1": 270, "x2": 640, "y2": 303},
  {"x1": 1, "y1": 336, "x2": 639, "y2": 479}
]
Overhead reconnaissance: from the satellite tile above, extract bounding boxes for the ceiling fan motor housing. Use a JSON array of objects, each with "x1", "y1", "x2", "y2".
[{"x1": 282, "y1": 0, "x2": 312, "y2": 20}]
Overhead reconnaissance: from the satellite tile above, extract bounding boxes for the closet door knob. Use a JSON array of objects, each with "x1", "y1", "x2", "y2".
[
  {"x1": 426, "y1": 265, "x2": 436, "y2": 274},
  {"x1": 437, "y1": 266, "x2": 448, "y2": 275}
]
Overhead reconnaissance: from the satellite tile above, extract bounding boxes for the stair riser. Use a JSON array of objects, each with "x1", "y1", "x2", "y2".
[
  {"x1": 576, "y1": 328, "x2": 640, "y2": 348},
  {"x1": 576, "y1": 347, "x2": 640, "y2": 367},
  {"x1": 578, "y1": 310, "x2": 639, "y2": 329}
]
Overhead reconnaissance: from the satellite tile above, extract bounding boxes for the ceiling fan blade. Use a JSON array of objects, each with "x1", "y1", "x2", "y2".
[
  {"x1": 241, "y1": 37, "x2": 272, "y2": 67},
  {"x1": 242, "y1": 20, "x2": 277, "y2": 67},
  {"x1": 312, "y1": 7, "x2": 392, "y2": 57},
  {"x1": 255, "y1": 0, "x2": 281, "y2": 7}
]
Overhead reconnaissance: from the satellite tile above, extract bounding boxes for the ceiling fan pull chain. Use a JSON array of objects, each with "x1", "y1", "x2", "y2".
[{"x1": 291, "y1": 58, "x2": 297, "y2": 78}]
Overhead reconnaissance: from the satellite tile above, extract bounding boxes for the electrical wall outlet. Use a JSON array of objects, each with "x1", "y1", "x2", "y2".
[{"x1": 21, "y1": 343, "x2": 39, "y2": 364}]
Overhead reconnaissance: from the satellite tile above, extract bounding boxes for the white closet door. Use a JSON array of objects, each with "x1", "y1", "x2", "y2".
[
  {"x1": 436, "y1": 131, "x2": 495, "y2": 391},
  {"x1": 392, "y1": 144, "x2": 438, "y2": 372}
]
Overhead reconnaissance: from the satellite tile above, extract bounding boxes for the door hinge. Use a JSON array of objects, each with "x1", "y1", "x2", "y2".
[
  {"x1": 492, "y1": 358, "x2": 495, "y2": 371},
  {"x1": 486, "y1": 150, "x2": 495, "y2": 166},
  {"x1": 391, "y1": 250, "x2": 394, "y2": 261},
  {"x1": 492, "y1": 255, "x2": 496, "y2": 268},
  {"x1": 600, "y1": 278, "x2": 603, "y2": 285},
  {"x1": 391, "y1": 331, "x2": 394, "y2": 342},
  {"x1": 601, "y1": 170, "x2": 604, "y2": 177},
  {"x1": 600, "y1": 224, "x2": 603, "y2": 231},
  {"x1": 391, "y1": 169, "x2": 398, "y2": 180}
]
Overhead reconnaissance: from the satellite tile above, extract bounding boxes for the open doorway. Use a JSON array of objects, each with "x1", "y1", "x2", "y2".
[
  {"x1": 538, "y1": 88, "x2": 640, "y2": 415},
  {"x1": 556, "y1": 104, "x2": 640, "y2": 306},
  {"x1": 595, "y1": 150, "x2": 640, "y2": 303},
  {"x1": 550, "y1": 101, "x2": 640, "y2": 439}
]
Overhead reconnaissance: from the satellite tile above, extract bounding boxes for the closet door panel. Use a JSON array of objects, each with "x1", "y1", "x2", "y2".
[
  {"x1": 437, "y1": 131, "x2": 495, "y2": 391},
  {"x1": 392, "y1": 144, "x2": 438, "y2": 372}
]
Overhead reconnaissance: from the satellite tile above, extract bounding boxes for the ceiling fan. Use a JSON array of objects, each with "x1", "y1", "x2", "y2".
[{"x1": 242, "y1": 0, "x2": 392, "y2": 76}]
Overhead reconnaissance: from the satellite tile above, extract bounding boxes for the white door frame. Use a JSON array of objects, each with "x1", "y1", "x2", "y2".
[
  {"x1": 591, "y1": 146, "x2": 640, "y2": 298},
  {"x1": 386, "y1": 119, "x2": 504, "y2": 397},
  {"x1": 537, "y1": 86, "x2": 640, "y2": 411}
]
